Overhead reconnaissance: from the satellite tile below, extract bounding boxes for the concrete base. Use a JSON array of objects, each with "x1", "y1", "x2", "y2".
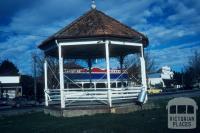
[{"x1": 44, "y1": 102, "x2": 158, "y2": 117}]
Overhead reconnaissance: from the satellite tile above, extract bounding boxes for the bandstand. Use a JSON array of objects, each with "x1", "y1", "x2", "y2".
[{"x1": 38, "y1": 5, "x2": 149, "y2": 110}]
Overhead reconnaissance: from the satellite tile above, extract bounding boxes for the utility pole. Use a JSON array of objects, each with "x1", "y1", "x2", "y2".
[
  {"x1": 181, "y1": 69, "x2": 184, "y2": 88},
  {"x1": 88, "y1": 58, "x2": 92, "y2": 88},
  {"x1": 0, "y1": 81, "x2": 2, "y2": 98},
  {"x1": 33, "y1": 54, "x2": 37, "y2": 101},
  {"x1": 119, "y1": 55, "x2": 124, "y2": 87}
]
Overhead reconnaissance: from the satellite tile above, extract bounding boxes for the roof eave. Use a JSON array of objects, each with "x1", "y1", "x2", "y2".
[{"x1": 38, "y1": 34, "x2": 148, "y2": 50}]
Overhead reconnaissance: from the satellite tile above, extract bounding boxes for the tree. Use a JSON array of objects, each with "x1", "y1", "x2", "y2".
[
  {"x1": 33, "y1": 52, "x2": 81, "y2": 89},
  {"x1": 124, "y1": 51, "x2": 156, "y2": 84},
  {"x1": 173, "y1": 71, "x2": 183, "y2": 87},
  {"x1": 124, "y1": 55, "x2": 141, "y2": 84},
  {"x1": 188, "y1": 51, "x2": 200, "y2": 80},
  {"x1": 184, "y1": 50, "x2": 200, "y2": 88},
  {"x1": 144, "y1": 51, "x2": 156, "y2": 74},
  {"x1": 0, "y1": 60, "x2": 19, "y2": 76},
  {"x1": 20, "y1": 75, "x2": 34, "y2": 97}
]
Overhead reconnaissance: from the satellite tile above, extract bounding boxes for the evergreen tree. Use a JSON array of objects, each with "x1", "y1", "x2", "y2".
[{"x1": 0, "y1": 60, "x2": 19, "y2": 76}]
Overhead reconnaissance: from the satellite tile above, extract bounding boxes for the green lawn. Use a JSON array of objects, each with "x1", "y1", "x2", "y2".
[{"x1": 0, "y1": 97, "x2": 200, "y2": 133}]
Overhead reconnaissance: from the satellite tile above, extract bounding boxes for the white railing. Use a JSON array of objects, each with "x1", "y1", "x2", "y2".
[{"x1": 45, "y1": 86, "x2": 143, "y2": 105}]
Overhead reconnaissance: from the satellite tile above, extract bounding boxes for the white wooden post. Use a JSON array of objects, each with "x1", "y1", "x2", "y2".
[
  {"x1": 94, "y1": 83, "x2": 96, "y2": 89},
  {"x1": 58, "y1": 44, "x2": 65, "y2": 108},
  {"x1": 105, "y1": 40, "x2": 112, "y2": 107},
  {"x1": 44, "y1": 59, "x2": 48, "y2": 106},
  {"x1": 140, "y1": 46, "x2": 148, "y2": 102},
  {"x1": 140, "y1": 46, "x2": 147, "y2": 88},
  {"x1": 140, "y1": 57, "x2": 147, "y2": 88}
]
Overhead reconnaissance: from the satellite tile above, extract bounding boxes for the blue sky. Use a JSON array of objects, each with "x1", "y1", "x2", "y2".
[{"x1": 0, "y1": 0, "x2": 199, "y2": 75}]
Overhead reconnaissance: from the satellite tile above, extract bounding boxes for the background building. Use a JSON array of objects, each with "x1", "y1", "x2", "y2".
[
  {"x1": 0, "y1": 75, "x2": 22, "y2": 99},
  {"x1": 148, "y1": 66, "x2": 174, "y2": 89},
  {"x1": 0, "y1": 60, "x2": 22, "y2": 99}
]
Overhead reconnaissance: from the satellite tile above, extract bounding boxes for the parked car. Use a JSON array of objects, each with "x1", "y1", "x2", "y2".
[
  {"x1": 0, "y1": 98, "x2": 9, "y2": 106},
  {"x1": 9, "y1": 96, "x2": 36, "y2": 107},
  {"x1": 147, "y1": 88, "x2": 162, "y2": 94}
]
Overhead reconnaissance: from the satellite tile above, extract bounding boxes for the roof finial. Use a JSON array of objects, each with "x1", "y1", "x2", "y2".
[{"x1": 91, "y1": 0, "x2": 96, "y2": 9}]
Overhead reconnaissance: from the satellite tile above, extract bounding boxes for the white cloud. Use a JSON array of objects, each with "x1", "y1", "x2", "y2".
[
  {"x1": 149, "y1": 41, "x2": 200, "y2": 71},
  {"x1": 151, "y1": 6, "x2": 163, "y2": 16},
  {"x1": 105, "y1": 0, "x2": 156, "y2": 25},
  {"x1": 0, "y1": 0, "x2": 86, "y2": 74}
]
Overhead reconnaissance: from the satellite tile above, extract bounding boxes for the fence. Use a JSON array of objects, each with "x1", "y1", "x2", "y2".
[{"x1": 45, "y1": 86, "x2": 143, "y2": 106}]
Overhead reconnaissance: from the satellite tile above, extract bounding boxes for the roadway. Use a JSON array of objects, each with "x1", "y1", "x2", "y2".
[{"x1": 149, "y1": 89, "x2": 200, "y2": 99}]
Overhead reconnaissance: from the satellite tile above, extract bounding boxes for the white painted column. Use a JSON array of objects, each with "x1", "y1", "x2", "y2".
[
  {"x1": 140, "y1": 46, "x2": 147, "y2": 88},
  {"x1": 58, "y1": 44, "x2": 65, "y2": 108},
  {"x1": 140, "y1": 46, "x2": 148, "y2": 103},
  {"x1": 105, "y1": 40, "x2": 112, "y2": 107},
  {"x1": 44, "y1": 59, "x2": 48, "y2": 106},
  {"x1": 94, "y1": 83, "x2": 96, "y2": 89}
]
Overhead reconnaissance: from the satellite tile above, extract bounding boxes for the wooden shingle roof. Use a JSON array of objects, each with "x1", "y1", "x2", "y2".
[{"x1": 39, "y1": 9, "x2": 148, "y2": 49}]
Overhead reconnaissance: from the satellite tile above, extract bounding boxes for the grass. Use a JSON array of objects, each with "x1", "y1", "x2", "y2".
[{"x1": 0, "y1": 97, "x2": 200, "y2": 133}]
